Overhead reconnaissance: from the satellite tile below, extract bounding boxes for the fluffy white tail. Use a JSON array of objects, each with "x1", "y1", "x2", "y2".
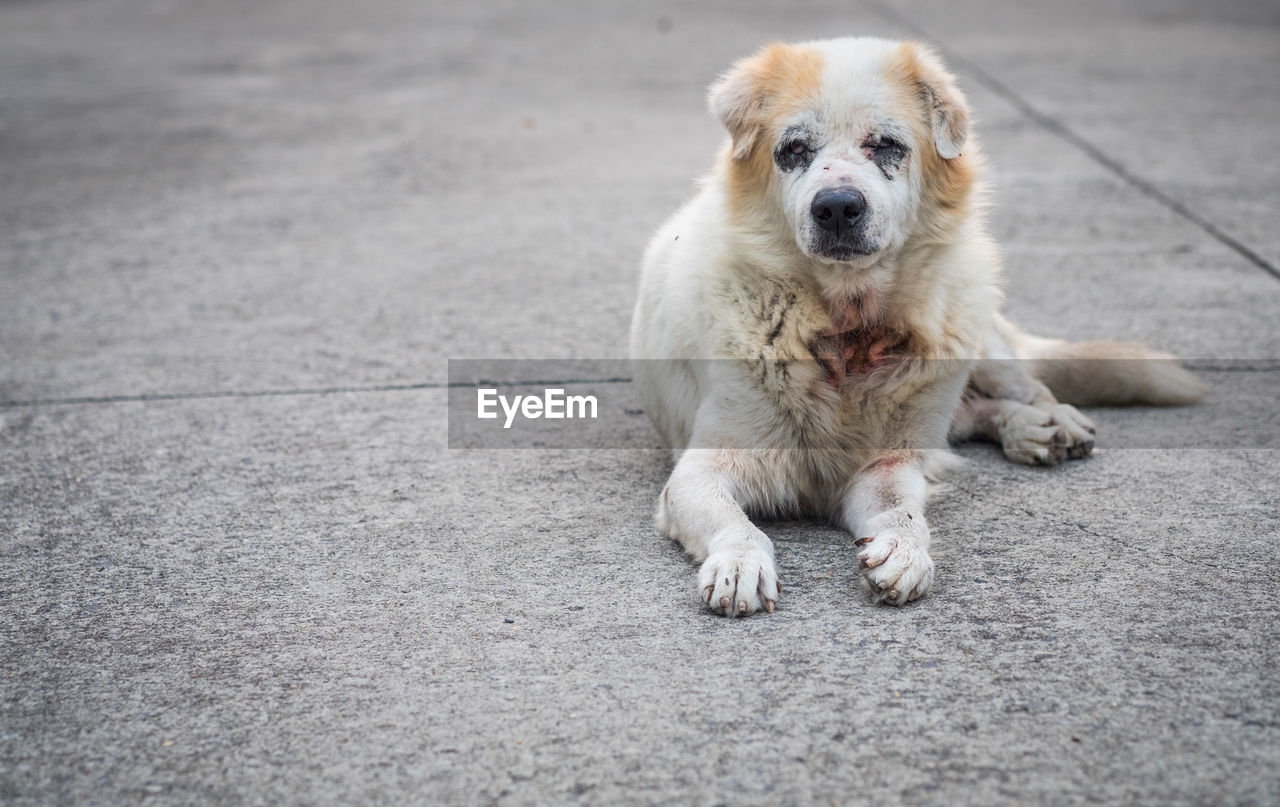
[{"x1": 997, "y1": 316, "x2": 1208, "y2": 406}]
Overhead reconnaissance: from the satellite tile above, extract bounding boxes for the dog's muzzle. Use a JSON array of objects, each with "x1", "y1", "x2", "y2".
[{"x1": 809, "y1": 187, "x2": 875, "y2": 260}]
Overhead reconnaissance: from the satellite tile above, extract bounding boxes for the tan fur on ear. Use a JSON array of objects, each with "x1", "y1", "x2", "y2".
[
  {"x1": 886, "y1": 41, "x2": 977, "y2": 228},
  {"x1": 708, "y1": 52, "x2": 767, "y2": 160},
  {"x1": 707, "y1": 42, "x2": 822, "y2": 161},
  {"x1": 897, "y1": 42, "x2": 969, "y2": 160}
]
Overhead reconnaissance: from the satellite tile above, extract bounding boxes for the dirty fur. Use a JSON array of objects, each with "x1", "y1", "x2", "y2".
[{"x1": 629, "y1": 37, "x2": 1205, "y2": 617}]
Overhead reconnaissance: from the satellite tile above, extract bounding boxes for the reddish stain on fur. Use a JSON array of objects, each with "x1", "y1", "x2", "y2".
[
  {"x1": 712, "y1": 449, "x2": 738, "y2": 472},
  {"x1": 812, "y1": 321, "x2": 904, "y2": 387},
  {"x1": 868, "y1": 454, "x2": 907, "y2": 473},
  {"x1": 827, "y1": 289, "x2": 881, "y2": 332}
]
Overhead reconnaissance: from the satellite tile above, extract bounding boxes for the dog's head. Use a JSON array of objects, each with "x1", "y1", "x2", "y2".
[{"x1": 710, "y1": 37, "x2": 975, "y2": 270}]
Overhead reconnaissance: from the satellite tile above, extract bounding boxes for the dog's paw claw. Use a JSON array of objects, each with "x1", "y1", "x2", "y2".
[
  {"x1": 698, "y1": 544, "x2": 779, "y2": 617},
  {"x1": 856, "y1": 519, "x2": 934, "y2": 607},
  {"x1": 1000, "y1": 403, "x2": 1097, "y2": 466},
  {"x1": 1051, "y1": 403, "x2": 1096, "y2": 459}
]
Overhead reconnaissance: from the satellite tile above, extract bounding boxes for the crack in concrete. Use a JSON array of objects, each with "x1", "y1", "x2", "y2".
[
  {"x1": 5, "y1": 361, "x2": 1275, "y2": 410},
  {"x1": 860, "y1": 0, "x2": 1280, "y2": 283},
  {"x1": 0, "y1": 378, "x2": 634, "y2": 409},
  {"x1": 949, "y1": 478, "x2": 1215, "y2": 568}
]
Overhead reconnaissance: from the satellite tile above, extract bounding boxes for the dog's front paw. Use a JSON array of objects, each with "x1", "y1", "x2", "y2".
[
  {"x1": 1049, "y1": 403, "x2": 1096, "y2": 459},
  {"x1": 998, "y1": 404, "x2": 1069, "y2": 466},
  {"x1": 698, "y1": 542, "x2": 780, "y2": 617},
  {"x1": 855, "y1": 512, "x2": 933, "y2": 606}
]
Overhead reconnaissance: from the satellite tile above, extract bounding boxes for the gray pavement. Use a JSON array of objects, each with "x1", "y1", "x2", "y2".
[{"x1": 2, "y1": 1, "x2": 1278, "y2": 804}]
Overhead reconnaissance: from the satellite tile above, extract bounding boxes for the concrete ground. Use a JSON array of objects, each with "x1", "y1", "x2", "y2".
[{"x1": 2, "y1": 0, "x2": 1278, "y2": 803}]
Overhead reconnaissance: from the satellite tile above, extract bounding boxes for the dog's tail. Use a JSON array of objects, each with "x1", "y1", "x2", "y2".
[{"x1": 996, "y1": 314, "x2": 1208, "y2": 406}]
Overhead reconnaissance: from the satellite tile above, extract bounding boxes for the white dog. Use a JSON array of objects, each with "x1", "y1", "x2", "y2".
[{"x1": 629, "y1": 37, "x2": 1204, "y2": 616}]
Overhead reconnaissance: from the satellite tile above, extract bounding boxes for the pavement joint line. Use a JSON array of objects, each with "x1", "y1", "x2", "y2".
[
  {"x1": 2, "y1": 363, "x2": 1272, "y2": 410},
  {"x1": 860, "y1": 0, "x2": 1280, "y2": 283},
  {"x1": 0, "y1": 377, "x2": 634, "y2": 409},
  {"x1": 1183, "y1": 361, "x2": 1280, "y2": 372}
]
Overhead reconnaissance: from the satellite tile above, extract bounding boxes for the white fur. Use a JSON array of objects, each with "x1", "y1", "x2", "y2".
[{"x1": 630, "y1": 37, "x2": 1197, "y2": 617}]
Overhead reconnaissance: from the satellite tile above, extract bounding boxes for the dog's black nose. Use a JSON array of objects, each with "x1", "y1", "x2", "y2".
[{"x1": 811, "y1": 189, "x2": 866, "y2": 234}]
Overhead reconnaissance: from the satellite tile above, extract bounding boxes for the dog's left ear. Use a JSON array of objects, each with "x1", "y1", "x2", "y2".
[
  {"x1": 707, "y1": 46, "x2": 774, "y2": 160},
  {"x1": 708, "y1": 42, "x2": 806, "y2": 161},
  {"x1": 902, "y1": 42, "x2": 969, "y2": 160}
]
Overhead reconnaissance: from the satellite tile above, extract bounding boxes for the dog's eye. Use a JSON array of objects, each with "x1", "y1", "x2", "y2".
[
  {"x1": 776, "y1": 139, "x2": 814, "y2": 171},
  {"x1": 866, "y1": 135, "x2": 906, "y2": 153},
  {"x1": 865, "y1": 134, "x2": 908, "y2": 177},
  {"x1": 782, "y1": 139, "x2": 813, "y2": 158}
]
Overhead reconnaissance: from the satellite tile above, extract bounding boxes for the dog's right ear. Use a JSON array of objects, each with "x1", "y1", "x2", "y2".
[
  {"x1": 899, "y1": 42, "x2": 969, "y2": 160},
  {"x1": 708, "y1": 43, "x2": 791, "y2": 161}
]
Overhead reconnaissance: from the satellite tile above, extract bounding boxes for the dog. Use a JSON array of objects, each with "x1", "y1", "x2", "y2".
[{"x1": 628, "y1": 37, "x2": 1205, "y2": 616}]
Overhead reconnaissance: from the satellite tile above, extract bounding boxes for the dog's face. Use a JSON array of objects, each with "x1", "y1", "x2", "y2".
[{"x1": 710, "y1": 38, "x2": 973, "y2": 270}]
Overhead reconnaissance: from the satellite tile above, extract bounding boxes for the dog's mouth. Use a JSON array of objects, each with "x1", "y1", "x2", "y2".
[
  {"x1": 814, "y1": 242, "x2": 879, "y2": 261},
  {"x1": 807, "y1": 234, "x2": 881, "y2": 263}
]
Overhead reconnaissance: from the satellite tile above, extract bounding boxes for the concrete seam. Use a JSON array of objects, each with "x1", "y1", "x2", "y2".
[
  {"x1": 5, "y1": 363, "x2": 1275, "y2": 410},
  {"x1": 0, "y1": 378, "x2": 634, "y2": 409},
  {"x1": 860, "y1": 0, "x2": 1280, "y2": 283}
]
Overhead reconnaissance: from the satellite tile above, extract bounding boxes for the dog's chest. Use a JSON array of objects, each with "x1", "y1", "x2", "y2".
[
  {"x1": 809, "y1": 324, "x2": 903, "y2": 387},
  {"x1": 791, "y1": 290, "x2": 909, "y2": 388},
  {"x1": 738, "y1": 285, "x2": 919, "y2": 416},
  {"x1": 713, "y1": 275, "x2": 967, "y2": 459}
]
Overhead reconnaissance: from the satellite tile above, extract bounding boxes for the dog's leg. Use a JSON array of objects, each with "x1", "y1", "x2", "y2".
[
  {"x1": 840, "y1": 451, "x2": 934, "y2": 606},
  {"x1": 951, "y1": 390, "x2": 1093, "y2": 466},
  {"x1": 964, "y1": 351, "x2": 1096, "y2": 465},
  {"x1": 657, "y1": 449, "x2": 781, "y2": 617}
]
